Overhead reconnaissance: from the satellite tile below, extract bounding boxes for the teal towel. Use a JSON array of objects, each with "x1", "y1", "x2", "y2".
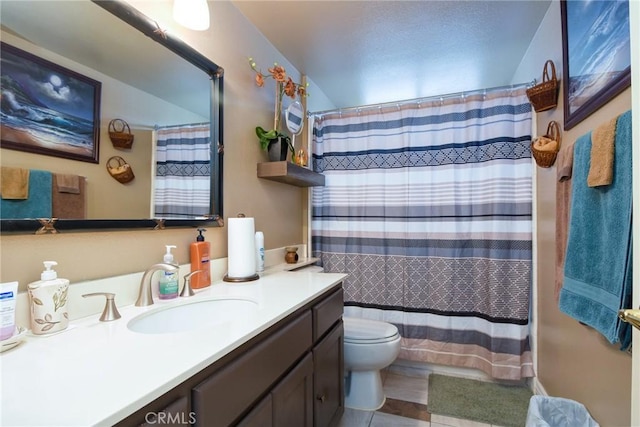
[
  {"x1": 0, "y1": 169, "x2": 52, "y2": 219},
  {"x1": 559, "y1": 110, "x2": 632, "y2": 348}
]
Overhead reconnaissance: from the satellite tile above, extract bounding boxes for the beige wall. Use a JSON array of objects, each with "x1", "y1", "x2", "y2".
[
  {"x1": 0, "y1": 1, "x2": 334, "y2": 290},
  {"x1": 513, "y1": 2, "x2": 632, "y2": 425}
]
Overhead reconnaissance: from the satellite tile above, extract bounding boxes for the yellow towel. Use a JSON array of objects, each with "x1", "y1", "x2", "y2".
[
  {"x1": 587, "y1": 116, "x2": 617, "y2": 187},
  {"x1": 536, "y1": 140, "x2": 558, "y2": 152},
  {"x1": 0, "y1": 167, "x2": 30, "y2": 199},
  {"x1": 533, "y1": 135, "x2": 558, "y2": 152}
]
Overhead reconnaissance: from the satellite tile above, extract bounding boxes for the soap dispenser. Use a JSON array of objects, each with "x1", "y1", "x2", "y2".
[
  {"x1": 27, "y1": 261, "x2": 70, "y2": 335},
  {"x1": 159, "y1": 245, "x2": 179, "y2": 300},
  {"x1": 190, "y1": 228, "x2": 211, "y2": 289}
]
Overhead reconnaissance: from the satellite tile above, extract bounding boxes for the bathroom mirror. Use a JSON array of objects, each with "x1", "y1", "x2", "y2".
[
  {"x1": 0, "y1": 0, "x2": 223, "y2": 233},
  {"x1": 285, "y1": 101, "x2": 305, "y2": 135}
]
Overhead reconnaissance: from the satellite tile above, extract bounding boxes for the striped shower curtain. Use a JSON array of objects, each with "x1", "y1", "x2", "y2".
[
  {"x1": 311, "y1": 87, "x2": 533, "y2": 380},
  {"x1": 154, "y1": 123, "x2": 211, "y2": 218}
]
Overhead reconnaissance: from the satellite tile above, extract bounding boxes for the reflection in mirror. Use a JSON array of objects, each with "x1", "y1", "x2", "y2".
[
  {"x1": 285, "y1": 101, "x2": 305, "y2": 136},
  {"x1": 285, "y1": 100, "x2": 306, "y2": 166},
  {"x1": 0, "y1": 0, "x2": 223, "y2": 233},
  {"x1": 154, "y1": 122, "x2": 212, "y2": 219}
]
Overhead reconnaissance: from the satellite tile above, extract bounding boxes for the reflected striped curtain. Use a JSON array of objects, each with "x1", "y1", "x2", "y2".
[
  {"x1": 154, "y1": 123, "x2": 210, "y2": 218},
  {"x1": 311, "y1": 87, "x2": 533, "y2": 380}
]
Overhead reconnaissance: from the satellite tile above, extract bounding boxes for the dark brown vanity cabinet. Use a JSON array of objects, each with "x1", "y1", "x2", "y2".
[
  {"x1": 311, "y1": 288, "x2": 345, "y2": 427},
  {"x1": 313, "y1": 323, "x2": 344, "y2": 427},
  {"x1": 236, "y1": 311, "x2": 344, "y2": 427},
  {"x1": 118, "y1": 284, "x2": 344, "y2": 427}
]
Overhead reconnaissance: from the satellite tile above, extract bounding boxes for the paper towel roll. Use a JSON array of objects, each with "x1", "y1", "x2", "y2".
[{"x1": 227, "y1": 217, "x2": 257, "y2": 278}]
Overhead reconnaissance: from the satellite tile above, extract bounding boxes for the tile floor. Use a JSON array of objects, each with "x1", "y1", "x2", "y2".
[{"x1": 338, "y1": 370, "x2": 506, "y2": 427}]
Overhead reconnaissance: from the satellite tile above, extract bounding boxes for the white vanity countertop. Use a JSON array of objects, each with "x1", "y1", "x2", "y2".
[{"x1": 0, "y1": 270, "x2": 346, "y2": 427}]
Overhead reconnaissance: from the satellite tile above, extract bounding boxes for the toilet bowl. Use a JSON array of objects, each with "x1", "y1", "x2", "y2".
[{"x1": 343, "y1": 316, "x2": 401, "y2": 410}]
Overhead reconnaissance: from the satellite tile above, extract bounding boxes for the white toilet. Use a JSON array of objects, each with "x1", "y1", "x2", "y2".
[{"x1": 343, "y1": 316, "x2": 401, "y2": 410}]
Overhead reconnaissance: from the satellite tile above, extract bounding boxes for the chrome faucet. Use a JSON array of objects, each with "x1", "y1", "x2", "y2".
[
  {"x1": 135, "y1": 263, "x2": 178, "y2": 307},
  {"x1": 180, "y1": 270, "x2": 204, "y2": 298},
  {"x1": 82, "y1": 292, "x2": 121, "y2": 321}
]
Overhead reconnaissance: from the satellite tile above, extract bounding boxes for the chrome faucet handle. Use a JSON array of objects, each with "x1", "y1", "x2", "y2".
[
  {"x1": 82, "y1": 292, "x2": 121, "y2": 322},
  {"x1": 135, "y1": 263, "x2": 178, "y2": 307},
  {"x1": 180, "y1": 270, "x2": 204, "y2": 298}
]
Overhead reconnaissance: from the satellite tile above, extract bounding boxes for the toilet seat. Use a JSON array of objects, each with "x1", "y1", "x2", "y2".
[{"x1": 343, "y1": 317, "x2": 400, "y2": 344}]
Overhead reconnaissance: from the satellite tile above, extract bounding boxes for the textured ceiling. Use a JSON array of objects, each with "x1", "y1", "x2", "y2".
[
  {"x1": 1, "y1": 1, "x2": 552, "y2": 115},
  {"x1": 232, "y1": 0, "x2": 552, "y2": 110}
]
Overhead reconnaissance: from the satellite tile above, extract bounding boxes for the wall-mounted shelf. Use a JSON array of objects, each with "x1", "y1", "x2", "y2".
[{"x1": 257, "y1": 161, "x2": 325, "y2": 187}]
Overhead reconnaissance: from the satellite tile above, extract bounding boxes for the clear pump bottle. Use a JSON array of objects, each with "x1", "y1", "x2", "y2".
[{"x1": 159, "y1": 245, "x2": 179, "y2": 299}]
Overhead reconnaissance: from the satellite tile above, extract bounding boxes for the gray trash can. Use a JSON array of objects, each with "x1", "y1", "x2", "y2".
[{"x1": 526, "y1": 395, "x2": 600, "y2": 427}]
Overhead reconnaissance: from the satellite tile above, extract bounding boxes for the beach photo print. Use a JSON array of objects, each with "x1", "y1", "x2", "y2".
[{"x1": 560, "y1": 0, "x2": 631, "y2": 130}]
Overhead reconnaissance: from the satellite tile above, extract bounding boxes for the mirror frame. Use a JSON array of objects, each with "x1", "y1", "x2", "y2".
[{"x1": 0, "y1": 0, "x2": 224, "y2": 233}]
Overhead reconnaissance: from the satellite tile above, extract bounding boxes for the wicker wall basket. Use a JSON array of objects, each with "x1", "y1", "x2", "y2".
[
  {"x1": 526, "y1": 60, "x2": 559, "y2": 112},
  {"x1": 106, "y1": 156, "x2": 135, "y2": 183},
  {"x1": 108, "y1": 118, "x2": 134, "y2": 149},
  {"x1": 531, "y1": 120, "x2": 561, "y2": 168}
]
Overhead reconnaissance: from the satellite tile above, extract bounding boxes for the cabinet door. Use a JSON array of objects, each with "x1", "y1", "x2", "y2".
[
  {"x1": 313, "y1": 321, "x2": 344, "y2": 427},
  {"x1": 192, "y1": 312, "x2": 312, "y2": 426},
  {"x1": 139, "y1": 396, "x2": 191, "y2": 427},
  {"x1": 272, "y1": 353, "x2": 314, "y2": 427},
  {"x1": 237, "y1": 394, "x2": 272, "y2": 427}
]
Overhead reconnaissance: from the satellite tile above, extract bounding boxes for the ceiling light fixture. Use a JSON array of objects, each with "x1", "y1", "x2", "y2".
[{"x1": 173, "y1": 0, "x2": 210, "y2": 31}]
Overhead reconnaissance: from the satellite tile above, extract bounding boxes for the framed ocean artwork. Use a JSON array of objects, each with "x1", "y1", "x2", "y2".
[
  {"x1": 560, "y1": 0, "x2": 631, "y2": 130},
  {"x1": 0, "y1": 42, "x2": 101, "y2": 163}
]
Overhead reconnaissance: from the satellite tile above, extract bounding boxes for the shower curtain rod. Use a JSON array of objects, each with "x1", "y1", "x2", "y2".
[
  {"x1": 307, "y1": 79, "x2": 536, "y2": 117},
  {"x1": 154, "y1": 121, "x2": 210, "y2": 130}
]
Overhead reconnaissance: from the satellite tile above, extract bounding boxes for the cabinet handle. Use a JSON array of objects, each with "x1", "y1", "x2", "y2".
[{"x1": 316, "y1": 394, "x2": 326, "y2": 403}]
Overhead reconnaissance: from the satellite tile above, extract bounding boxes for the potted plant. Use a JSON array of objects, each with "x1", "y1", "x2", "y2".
[{"x1": 249, "y1": 57, "x2": 308, "y2": 161}]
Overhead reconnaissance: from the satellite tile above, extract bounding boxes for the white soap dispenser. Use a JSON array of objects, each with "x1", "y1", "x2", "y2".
[
  {"x1": 159, "y1": 245, "x2": 179, "y2": 300},
  {"x1": 27, "y1": 261, "x2": 70, "y2": 335}
]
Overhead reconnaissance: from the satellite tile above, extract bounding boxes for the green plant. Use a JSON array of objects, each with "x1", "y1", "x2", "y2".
[
  {"x1": 249, "y1": 57, "x2": 308, "y2": 152},
  {"x1": 255, "y1": 126, "x2": 293, "y2": 152}
]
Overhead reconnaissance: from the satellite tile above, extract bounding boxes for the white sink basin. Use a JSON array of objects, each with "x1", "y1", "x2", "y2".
[{"x1": 127, "y1": 298, "x2": 259, "y2": 334}]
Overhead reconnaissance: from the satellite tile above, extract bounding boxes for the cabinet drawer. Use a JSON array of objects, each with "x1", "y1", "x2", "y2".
[
  {"x1": 192, "y1": 311, "x2": 312, "y2": 427},
  {"x1": 313, "y1": 288, "x2": 343, "y2": 341}
]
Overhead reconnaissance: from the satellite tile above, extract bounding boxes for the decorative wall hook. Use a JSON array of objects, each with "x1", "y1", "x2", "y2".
[
  {"x1": 152, "y1": 21, "x2": 168, "y2": 39},
  {"x1": 35, "y1": 218, "x2": 58, "y2": 235}
]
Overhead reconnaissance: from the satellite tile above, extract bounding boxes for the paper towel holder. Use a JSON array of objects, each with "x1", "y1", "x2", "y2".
[
  {"x1": 224, "y1": 213, "x2": 260, "y2": 282},
  {"x1": 223, "y1": 273, "x2": 260, "y2": 283}
]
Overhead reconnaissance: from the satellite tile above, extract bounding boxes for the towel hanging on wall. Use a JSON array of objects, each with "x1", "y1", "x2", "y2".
[
  {"x1": 587, "y1": 116, "x2": 618, "y2": 187},
  {"x1": 558, "y1": 110, "x2": 633, "y2": 349},
  {"x1": 0, "y1": 167, "x2": 30, "y2": 199},
  {"x1": 0, "y1": 169, "x2": 52, "y2": 219}
]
